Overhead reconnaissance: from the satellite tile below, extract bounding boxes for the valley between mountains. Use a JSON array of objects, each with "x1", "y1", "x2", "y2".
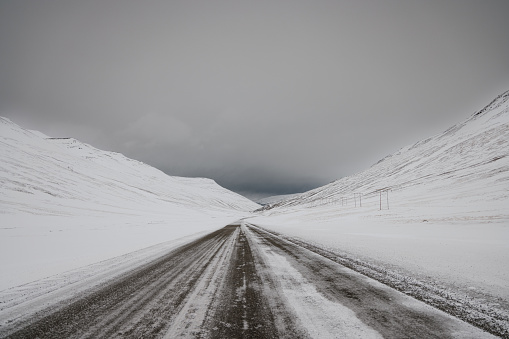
[{"x1": 1, "y1": 90, "x2": 509, "y2": 338}]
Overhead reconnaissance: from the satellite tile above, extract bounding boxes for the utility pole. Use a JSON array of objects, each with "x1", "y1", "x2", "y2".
[
  {"x1": 354, "y1": 193, "x2": 362, "y2": 207},
  {"x1": 378, "y1": 189, "x2": 390, "y2": 210}
]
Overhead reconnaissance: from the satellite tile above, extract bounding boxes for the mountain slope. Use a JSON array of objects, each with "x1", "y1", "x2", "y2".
[
  {"x1": 0, "y1": 117, "x2": 258, "y2": 216},
  {"x1": 258, "y1": 90, "x2": 509, "y2": 212},
  {"x1": 256, "y1": 193, "x2": 301, "y2": 206}
]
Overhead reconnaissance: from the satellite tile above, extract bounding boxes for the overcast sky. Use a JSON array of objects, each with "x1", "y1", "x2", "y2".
[{"x1": 1, "y1": 0, "x2": 508, "y2": 200}]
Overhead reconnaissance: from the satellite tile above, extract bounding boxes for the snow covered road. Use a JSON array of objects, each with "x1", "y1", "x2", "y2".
[{"x1": 0, "y1": 223, "x2": 498, "y2": 338}]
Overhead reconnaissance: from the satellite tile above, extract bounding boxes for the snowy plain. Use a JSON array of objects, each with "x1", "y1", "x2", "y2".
[{"x1": 252, "y1": 91, "x2": 509, "y2": 317}]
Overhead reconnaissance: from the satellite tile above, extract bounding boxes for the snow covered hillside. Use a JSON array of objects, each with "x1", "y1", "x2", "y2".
[
  {"x1": 0, "y1": 117, "x2": 258, "y2": 289},
  {"x1": 256, "y1": 193, "x2": 301, "y2": 206},
  {"x1": 0, "y1": 117, "x2": 258, "y2": 214},
  {"x1": 250, "y1": 90, "x2": 509, "y2": 315},
  {"x1": 259, "y1": 90, "x2": 509, "y2": 212}
]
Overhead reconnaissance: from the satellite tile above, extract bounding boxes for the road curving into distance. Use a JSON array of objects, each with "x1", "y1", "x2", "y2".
[{"x1": 0, "y1": 223, "x2": 498, "y2": 338}]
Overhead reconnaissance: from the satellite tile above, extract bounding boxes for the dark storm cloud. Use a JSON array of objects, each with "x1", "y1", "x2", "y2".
[{"x1": 1, "y1": 0, "x2": 509, "y2": 199}]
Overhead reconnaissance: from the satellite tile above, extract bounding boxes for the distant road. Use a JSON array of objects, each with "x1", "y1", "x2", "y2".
[{"x1": 1, "y1": 224, "x2": 496, "y2": 338}]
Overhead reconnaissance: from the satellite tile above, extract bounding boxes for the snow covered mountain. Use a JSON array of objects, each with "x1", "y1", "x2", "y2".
[
  {"x1": 0, "y1": 117, "x2": 258, "y2": 216},
  {"x1": 0, "y1": 117, "x2": 258, "y2": 289},
  {"x1": 258, "y1": 90, "x2": 509, "y2": 213}
]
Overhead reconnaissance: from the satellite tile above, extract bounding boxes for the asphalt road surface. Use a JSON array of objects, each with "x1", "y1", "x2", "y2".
[{"x1": 1, "y1": 223, "x2": 498, "y2": 338}]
